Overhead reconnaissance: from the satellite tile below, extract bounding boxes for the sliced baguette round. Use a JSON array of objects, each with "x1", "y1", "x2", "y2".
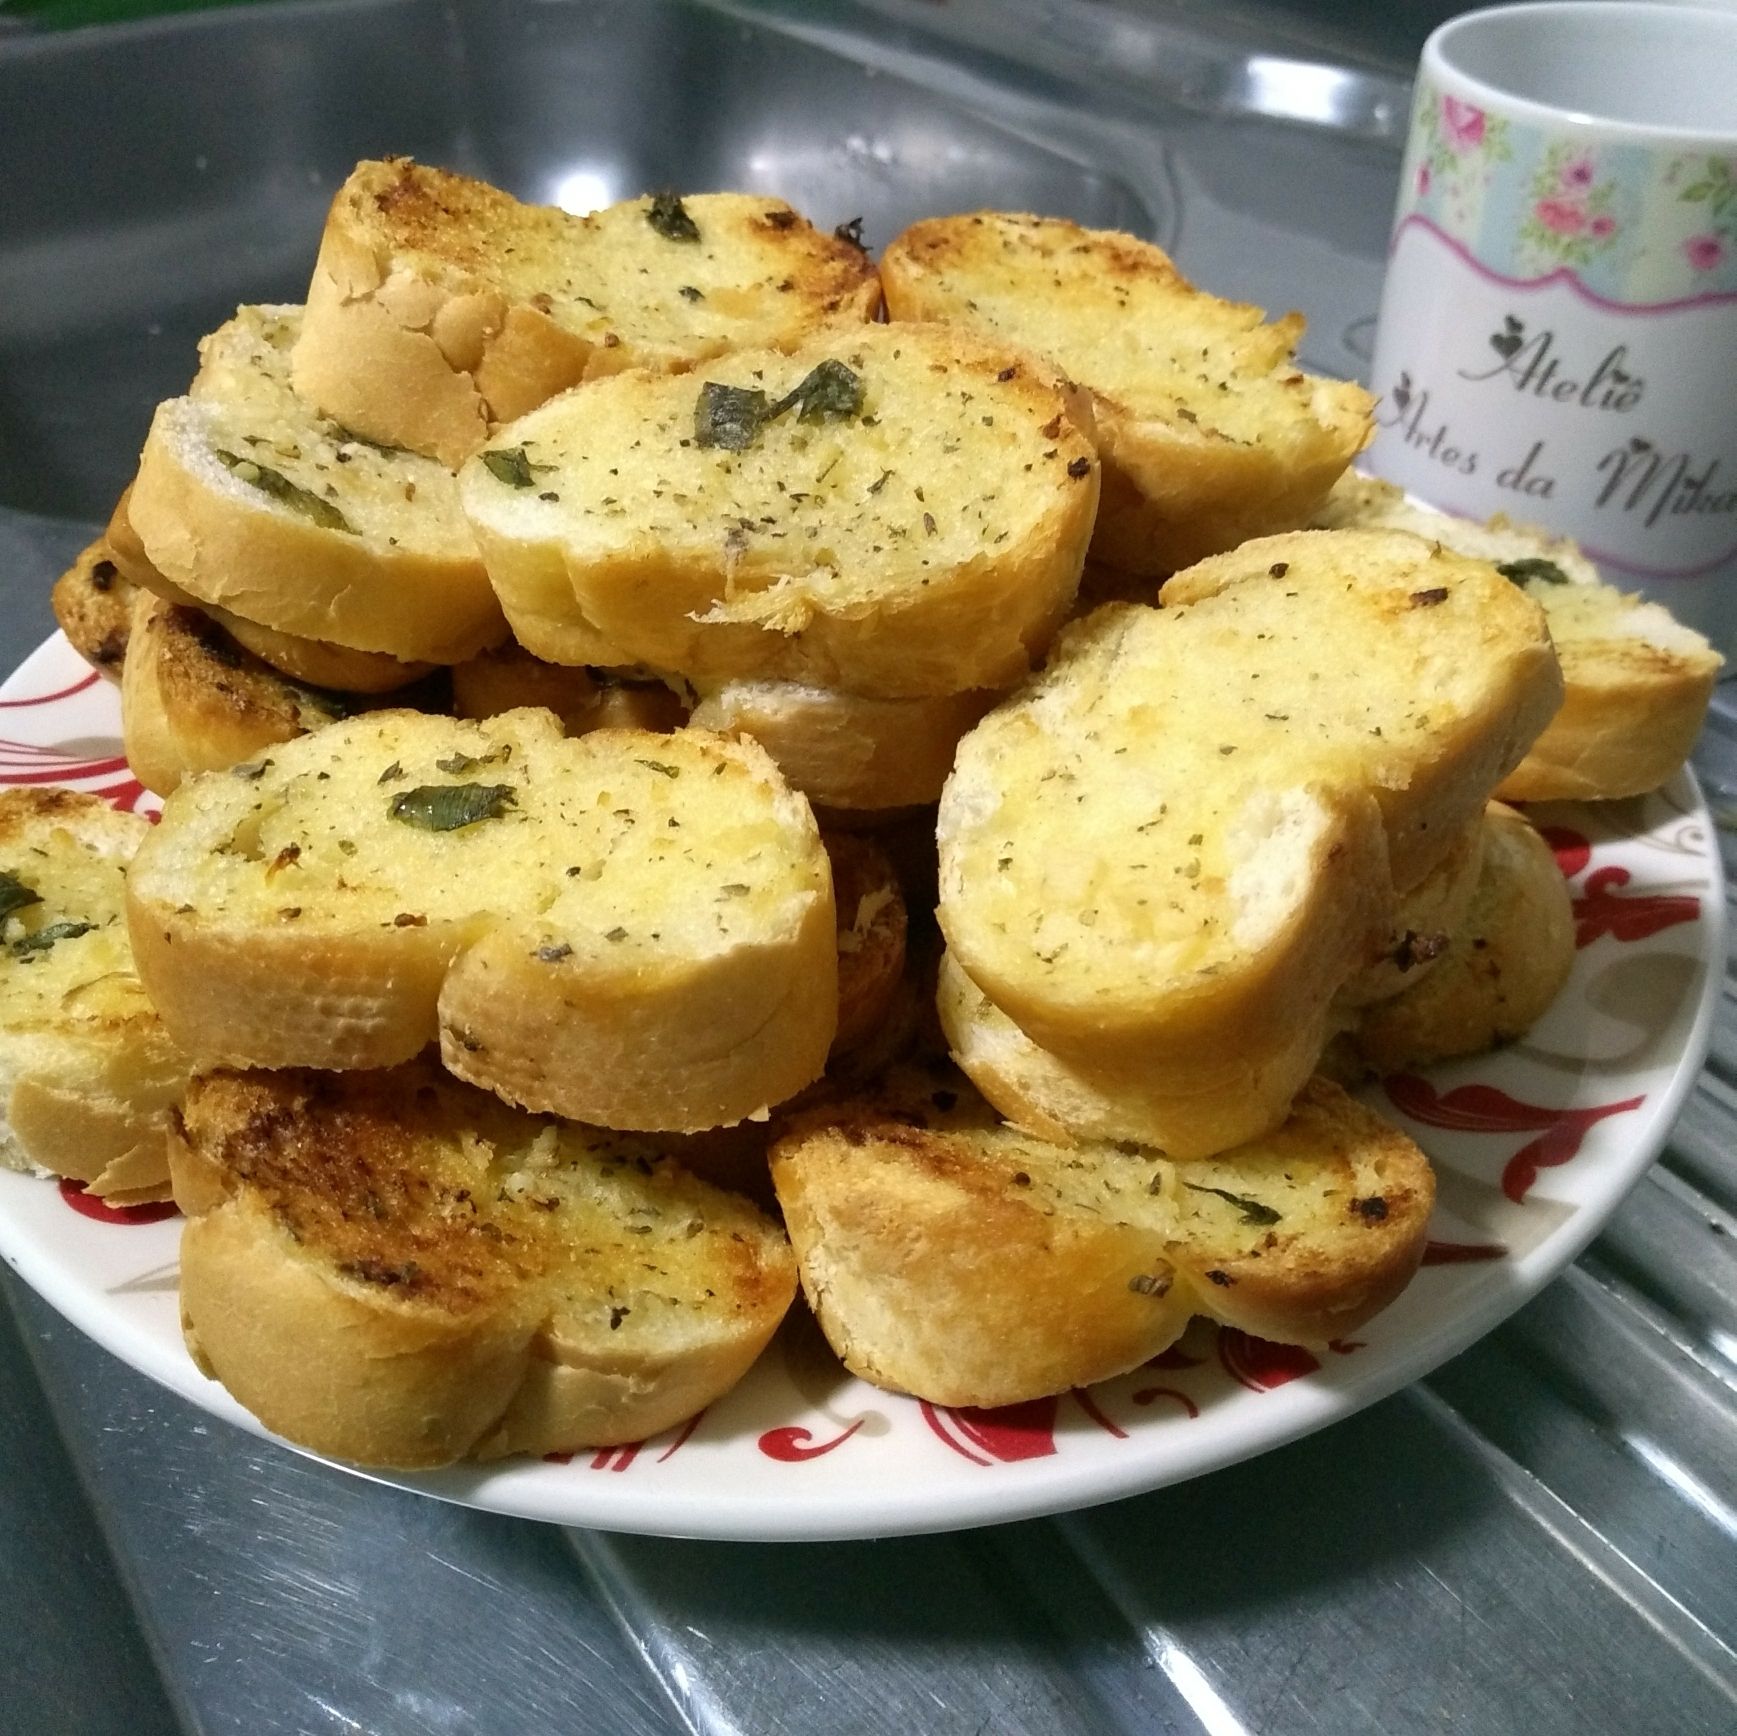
[
  {"x1": 51, "y1": 538, "x2": 135, "y2": 681},
  {"x1": 459, "y1": 323, "x2": 1101, "y2": 699},
  {"x1": 105, "y1": 486, "x2": 436, "y2": 693},
  {"x1": 1313, "y1": 474, "x2": 1721, "y2": 800},
  {"x1": 126, "y1": 709, "x2": 836, "y2": 1132},
  {"x1": 939, "y1": 536, "x2": 1558, "y2": 1075},
  {"x1": 936, "y1": 949, "x2": 1328, "y2": 1158},
  {"x1": 0, "y1": 790, "x2": 189, "y2": 1201},
  {"x1": 451, "y1": 642, "x2": 687, "y2": 736},
  {"x1": 292, "y1": 160, "x2": 881, "y2": 466},
  {"x1": 127, "y1": 304, "x2": 505, "y2": 664},
  {"x1": 172, "y1": 1062, "x2": 797, "y2": 1468},
  {"x1": 769, "y1": 1067, "x2": 1433, "y2": 1405},
  {"x1": 880, "y1": 212, "x2": 1374, "y2": 575},
  {"x1": 1337, "y1": 802, "x2": 1574, "y2": 1077},
  {"x1": 690, "y1": 679, "x2": 998, "y2": 811}
]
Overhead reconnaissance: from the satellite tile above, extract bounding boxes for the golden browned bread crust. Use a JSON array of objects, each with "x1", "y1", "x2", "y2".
[
  {"x1": 172, "y1": 1062, "x2": 797, "y2": 1467},
  {"x1": 51, "y1": 538, "x2": 136, "y2": 680},
  {"x1": 1335, "y1": 802, "x2": 1574, "y2": 1076},
  {"x1": 826, "y1": 833, "x2": 908, "y2": 1056},
  {"x1": 450, "y1": 642, "x2": 688, "y2": 735},
  {"x1": 128, "y1": 305, "x2": 506, "y2": 663}
]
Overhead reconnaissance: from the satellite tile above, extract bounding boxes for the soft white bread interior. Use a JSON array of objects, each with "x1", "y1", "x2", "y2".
[
  {"x1": 1331, "y1": 801, "x2": 1574, "y2": 1078},
  {"x1": 172, "y1": 1061, "x2": 797, "y2": 1468},
  {"x1": 120, "y1": 593, "x2": 363, "y2": 798},
  {"x1": 879, "y1": 211, "x2": 1374, "y2": 576},
  {"x1": 293, "y1": 160, "x2": 881, "y2": 466},
  {"x1": 126, "y1": 708, "x2": 837, "y2": 1131},
  {"x1": 459, "y1": 322, "x2": 1101, "y2": 698},
  {"x1": 1314, "y1": 474, "x2": 1721, "y2": 800},
  {"x1": 0, "y1": 790, "x2": 189, "y2": 1201},
  {"x1": 938, "y1": 533, "x2": 1560, "y2": 1085},
  {"x1": 127, "y1": 304, "x2": 505, "y2": 663},
  {"x1": 105, "y1": 487, "x2": 437, "y2": 694},
  {"x1": 51, "y1": 538, "x2": 136, "y2": 681},
  {"x1": 690, "y1": 679, "x2": 998, "y2": 811},
  {"x1": 769, "y1": 1064, "x2": 1433, "y2": 1405},
  {"x1": 451, "y1": 642, "x2": 687, "y2": 736}
]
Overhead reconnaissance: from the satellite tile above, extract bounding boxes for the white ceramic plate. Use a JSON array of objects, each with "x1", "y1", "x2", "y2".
[{"x1": 0, "y1": 633, "x2": 1721, "y2": 1539}]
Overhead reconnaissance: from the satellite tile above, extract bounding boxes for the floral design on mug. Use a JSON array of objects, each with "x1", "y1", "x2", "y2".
[
  {"x1": 1415, "y1": 90, "x2": 1512, "y2": 211},
  {"x1": 1520, "y1": 141, "x2": 1620, "y2": 267},
  {"x1": 1676, "y1": 155, "x2": 1735, "y2": 274}
]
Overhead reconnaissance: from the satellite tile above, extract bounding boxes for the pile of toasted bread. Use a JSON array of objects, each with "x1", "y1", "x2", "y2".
[{"x1": 3, "y1": 160, "x2": 1718, "y2": 1468}]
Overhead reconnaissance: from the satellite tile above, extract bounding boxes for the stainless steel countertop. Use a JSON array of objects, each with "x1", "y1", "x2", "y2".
[{"x1": 3, "y1": 4, "x2": 1734, "y2": 1731}]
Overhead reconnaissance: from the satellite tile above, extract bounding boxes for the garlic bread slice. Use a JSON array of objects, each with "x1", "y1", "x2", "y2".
[
  {"x1": 173, "y1": 1061, "x2": 796, "y2": 1468},
  {"x1": 460, "y1": 323, "x2": 1100, "y2": 698},
  {"x1": 770, "y1": 1066, "x2": 1432, "y2": 1405},
  {"x1": 881, "y1": 211, "x2": 1373, "y2": 575},
  {"x1": 293, "y1": 160, "x2": 880, "y2": 466},
  {"x1": 938, "y1": 532, "x2": 1560, "y2": 1079},
  {"x1": 0, "y1": 790, "x2": 189, "y2": 1201},
  {"x1": 128, "y1": 304, "x2": 504, "y2": 664},
  {"x1": 126, "y1": 709, "x2": 836, "y2": 1131},
  {"x1": 1334, "y1": 802, "x2": 1574, "y2": 1078}
]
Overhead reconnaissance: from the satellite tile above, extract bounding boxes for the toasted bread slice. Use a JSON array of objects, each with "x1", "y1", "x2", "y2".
[
  {"x1": 292, "y1": 160, "x2": 881, "y2": 466},
  {"x1": 1333, "y1": 802, "x2": 1573, "y2": 1077},
  {"x1": 105, "y1": 486, "x2": 437, "y2": 694},
  {"x1": 880, "y1": 212, "x2": 1373, "y2": 575},
  {"x1": 939, "y1": 534, "x2": 1560, "y2": 1081},
  {"x1": 172, "y1": 1061, "x2": 796, "y2": 1467},
  {"x1": 126, "y1": 709, "x2": 836, "y2": 1131},
  {"x1": 51, "y1": 538, "x2": 136, "y2": 680},
  {"x1": 1337, "y1": 813, "x2": 1484, "y2": 1009},
  {"x1": 121, "y1": 593, "x2": 356, "y2": 797},
  {"x1": 451, "y1": 642, "x2": 687, "y2": 736},
  {"x1": 0, "y1": 791, "x2": 189, "y2": 1201},
  {"x1": 770, "y1": 1065, "x2": 1432, "y2": 1405},
  {"x1": 127, "y1": 305, "x2": 505, "y2": 663},
  {"x1": 1313, "y1": 475, "x2": 1721, "y2": 800},
  {"x1": 690, "y1": 679, "x2": 998, "y2": 811},
  {"x1": 459, "y1": 323, "x2": 1100, "y2": 699}
]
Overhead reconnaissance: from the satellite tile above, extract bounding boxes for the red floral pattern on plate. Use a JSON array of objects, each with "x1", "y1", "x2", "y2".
[
  {"x1": 1572, "y1": 865, "x2": 1700, "y2": 948},
  {"x1": 1385, "y1": 1075, "x2": 1646, "y2": 1202}
]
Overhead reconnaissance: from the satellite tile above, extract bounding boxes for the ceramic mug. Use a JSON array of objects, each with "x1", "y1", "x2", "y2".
[{"x1": 1366, "y1": 1, "x2": 1737, "y2": 649}]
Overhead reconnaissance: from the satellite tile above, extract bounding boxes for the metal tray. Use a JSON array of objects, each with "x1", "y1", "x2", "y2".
[{"x1": 2, "y1": 2, "x2": 1733, "y2": 1730}]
